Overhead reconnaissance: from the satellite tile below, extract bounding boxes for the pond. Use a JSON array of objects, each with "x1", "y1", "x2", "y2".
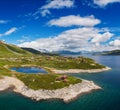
[{"x1": 11, "y1": 67, "x2": 48, "y2": 74}]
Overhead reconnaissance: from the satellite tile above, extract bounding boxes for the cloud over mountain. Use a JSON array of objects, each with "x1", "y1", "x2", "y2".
[{"x1": 18, "y1": 27, "x2": 115, "y2": 52}]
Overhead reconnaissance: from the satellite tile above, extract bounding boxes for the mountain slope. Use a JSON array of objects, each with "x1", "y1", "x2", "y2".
[
  {"x1": 21, "y1": 47, "x2": 59, "y2": 56},
  {"x1": 0, "y1": 41, "x2": 33, "y2": 57},
  {"x1": 21, "y1": 47, "x2": 42, "y2": 55}
]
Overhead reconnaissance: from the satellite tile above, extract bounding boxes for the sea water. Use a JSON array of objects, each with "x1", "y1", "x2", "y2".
[{"x1": 0, "y1": 56, "x2": 120, "y2": 110}]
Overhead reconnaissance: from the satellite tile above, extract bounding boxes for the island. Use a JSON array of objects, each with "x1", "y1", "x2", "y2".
[{"x1": 0, "y1": 41, "x2": 111, "y2": 102}]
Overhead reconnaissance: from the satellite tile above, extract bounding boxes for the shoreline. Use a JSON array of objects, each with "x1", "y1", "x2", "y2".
[
  {"x1": 0, "y1": 76, "x2": 101, "y2": 103},
  {"x1": 51, "y1": 67, "x2": 111, "y2": 74}
]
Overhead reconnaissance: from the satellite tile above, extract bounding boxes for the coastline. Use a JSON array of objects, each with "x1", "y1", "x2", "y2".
[
  {"x1": 0, "y1": 76, "x2": 101, "y2": 103},
  {"x1": 51, "y1": 67, "x2": 111, "y2": 74}
]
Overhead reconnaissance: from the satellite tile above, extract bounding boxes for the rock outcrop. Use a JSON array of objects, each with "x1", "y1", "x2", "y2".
[{"x1": 0, "y1": 76, "x2": 101, "y2": 102}]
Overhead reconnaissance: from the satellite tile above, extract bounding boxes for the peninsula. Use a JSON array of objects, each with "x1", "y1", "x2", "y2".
[
  {"x1": 0, "y1": 76, "x2": 101, "y2": 102},
  {"x1": 0, "y1": 41, "x2": 110, "y2": 102}
]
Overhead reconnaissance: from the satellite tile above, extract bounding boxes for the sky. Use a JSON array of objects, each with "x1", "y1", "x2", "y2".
[{"x1": 0, "y1": 0, "x2": 120, "y2": 52}]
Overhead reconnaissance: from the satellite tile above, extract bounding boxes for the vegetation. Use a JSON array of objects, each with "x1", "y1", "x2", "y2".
[
  {"x1": 0, "y1": 41, "x2": 33, "y2": 57},
  {"x1": 16, "y1": 74, "x2": 81, "y2": 90},
  {"x1": 34, "y1": 56, "x2": 105, "y2": 70},
  {"x1": 0, "y1": 41, "x2": 105, "y2": 90}
]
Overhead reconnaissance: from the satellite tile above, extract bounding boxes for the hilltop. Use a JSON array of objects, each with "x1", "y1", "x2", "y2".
[{"x1": 0, "y1": 41, "x2": 33, "y2": 57}]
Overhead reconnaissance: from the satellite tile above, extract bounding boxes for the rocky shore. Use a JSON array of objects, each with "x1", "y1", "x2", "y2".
[
  {"x1": 0, "y1": 76, "x2": 101, "y2": 102},
  {"x1": 51, "y1": 67, "x2": 111, "y2": 74}
]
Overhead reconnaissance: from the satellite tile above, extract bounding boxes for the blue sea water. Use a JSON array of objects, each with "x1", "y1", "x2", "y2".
[{"x1": 0, "y1": 56, "x2": 120, "y2": 110}]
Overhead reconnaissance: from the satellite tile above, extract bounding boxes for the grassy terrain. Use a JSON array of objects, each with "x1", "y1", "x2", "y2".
[
  {"x1": 0, "y1": 41, "x2": 33, "y2": 57},
  {"x1": 0, "y1": 41, "x2": 106, "y2": 90},
  {"x1": 0, "y1": 55, "x2": 104, "y2": 90},
  {"x1": 16, "y1": 74, "x2": 81, "y2": 90},
  {"x1": 35, "y1": 56, "x2": 105, "y2": 70},
  {"x1": 0, "y1": 56, "x2": 105, "y2": 70}
]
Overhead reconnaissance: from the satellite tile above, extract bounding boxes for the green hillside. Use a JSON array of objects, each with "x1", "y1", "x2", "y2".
[{"x1": 0, "y1": 41, "x2": 33, "y2": 57}]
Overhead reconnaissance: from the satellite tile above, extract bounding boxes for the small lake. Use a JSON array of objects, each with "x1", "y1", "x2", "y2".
[{"x1": 11, "y1": 67, "x2": 48, "y2": 74}]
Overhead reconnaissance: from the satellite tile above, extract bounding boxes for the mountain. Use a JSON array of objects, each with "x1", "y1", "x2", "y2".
[
  {"x1": 100, "y1": 50, "x2": 120, "y2": 55},
  {"x1": 55, "y1": 50, "x2": 82, "y2": 55},
  {"x1": 21, "y1": 47, "x2": 59, "y2": 56},
  {"x1": 93, "y1": 50, "x2": 120, "y2": 55},
  {"x1": 21, "y1": 47, "x2": 43, "y2": 55},
  {"x1": 0, "y1": 41, "x2": 33, "y2": 57}
]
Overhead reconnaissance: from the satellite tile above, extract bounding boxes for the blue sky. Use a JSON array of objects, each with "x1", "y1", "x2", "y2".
[{"x1": 0, "y1": 0, "x2": 120, "y2": 52}]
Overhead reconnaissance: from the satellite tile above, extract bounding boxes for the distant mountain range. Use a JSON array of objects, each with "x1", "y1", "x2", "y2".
[
  {"x1": 56, "y1": 50, "x2": 120, "y2": 56},
  {"x1": 21, "y1": 47, "x2": 59, "y2": 56},
  {"x1": 99, "y1": 50, "x2": 120, "y2": 55},
  {"x1": 54, "y1": 50, "x2": 82, "y2": 55},
  {"x1": 0, "y1": 41, "x2": 120, "y2": 57}
]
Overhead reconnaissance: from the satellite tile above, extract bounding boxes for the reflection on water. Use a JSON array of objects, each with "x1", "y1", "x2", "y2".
[{"x1": 11, "y1": 67, "x2": 48, "y2": 74}]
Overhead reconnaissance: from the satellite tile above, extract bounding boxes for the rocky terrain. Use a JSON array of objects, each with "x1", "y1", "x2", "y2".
[{"x1": 0, "y1": 76, "x2": 101, "y2": 102}]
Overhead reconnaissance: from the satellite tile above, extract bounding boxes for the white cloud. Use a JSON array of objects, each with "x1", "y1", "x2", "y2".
[
  {"x1": 25, "y1": 0, "x2": 74, "y2": 18},
  {"x1": 91, "y1": 32, "x2": 113, "y2": 44},
  {"x1": 41, "y1": 0, "x2": 74, "y2": 9},
  {"x1": 0, "y1": 20, "x2": 8, "y2": 24},
  {"x1": 94, "y1": 0, "x2": 120, "y2": 7},
  {"x1": 0, "y1": 27, "x2": 17, "y2": 37},
  {"x1": 17, "y1": 36, "x2": 30, "y2": 43},
  {"x1": 48, "y1": 15, "x2": 101, "y2": 27},
  {"x1": 41, "y1": 0, "x2": 74, "y2": 16},
  {"x1": 4, "y1": 27, "x2": 17, "y2": 36},
  {"x1": 109, "y1": 39, "x2": 120, "y2": 46},
  {"x1": 40, "y1": 9, "x2": 51, "y2": 17},
  {"x1": 0, "y1": 34, "x2": 2, "y2": 37},
  {"x1": 18, "y1": 27, "x2": 115, "y2": 52}
]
